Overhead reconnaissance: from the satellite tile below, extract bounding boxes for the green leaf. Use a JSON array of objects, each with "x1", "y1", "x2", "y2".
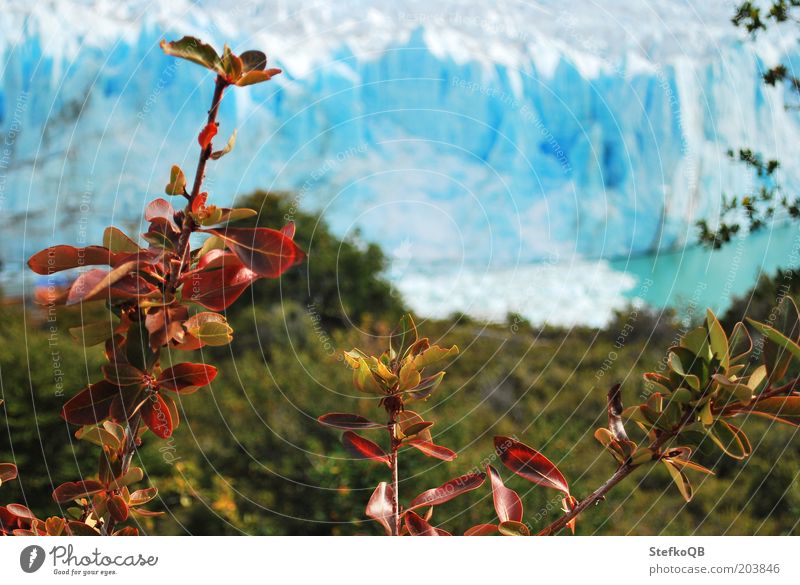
[
  {"x1": 662, "y1": 460, "x2": 693, "y2": 502},
  {"x1": 210, "y1": 129, "x2": 237, "y2": 160},
  {"x1": 69, "y1": 315, "x2": 119, "y2": 347},
  {"x1": 103, "y1": 227, "x2": 140, "y2": 254},
  {"x1": 235, "y1": 68, "x2": 282, "y2": 86},
  {"x1": 412, "y1": 344, "x2": 459, "y2": 369},
  {"x1": 706, "y1": 309, "x2": 729, "y2": 368},
  {"x1": 681, "y1": 326, "x2": 711, "y2": 360},
  {"x1": 497, "y1": 520, "x2": 530, "y2": 536},
  {"x1": 160, "y1": 36, "x2": 223, "y2": 75},
  {"x1": 185, "y1": 312, "x2": 234, "y2": 346},
  {"x1": 708, "y1": 420, "x2": 751, "y2": 460},
  {"x1": 75, "y1": 425, "x2": 122, "y2": 451},
  {"x1": 165, "y1": 164, "x2": 187, "y2": 196},
  {"x1": 747, "y1": 318, "x2": 800, "y2": 361}
]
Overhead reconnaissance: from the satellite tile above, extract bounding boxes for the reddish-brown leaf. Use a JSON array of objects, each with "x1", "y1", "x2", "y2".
[
  {"x1": 145, "y1": 198, "x2": 178, "y2": 228},
  {"x1": 61, "y1": 381, "x2": 121, "y2": 425},
  {"x1": 365, "y1": 482, "x2": 395, "y2": 536},
  {"x1": 157, "y1": 362, "x2": 218, "y2": 394},
  {"x1": 742, "y1": 396, "x2": 800, "y2": 426},
  {"x1": 205, "y1": 227, "x2": 305, "y2": 278},
  {"x1": 318, "y1": 413, "x2": 384, "y2": 430},
  {"x1": 180, "y1": 256, "x2": 259, "y2": 311},
  {"x1": 341, "y1": 431, "x2": 390, "y2": 466},
  {"x1": 495, "y1": 436, "x2": 570, "y2": 495},
  {"x1": 52, "y1": 480, "x2": 105, "y2": 503},
  {"x1": 109, "y1": 387, "x2": 147, "y2": 423},
  {"x1": 0, "y1": 463, "x2": 18, "y2": 484},
  {"x1": 65, "y1": 521, "x2": 101, "y2": 536},
  {"x1": 487, "y1": 465, "x2": 524, "y2": 523},
  {"x1": 407, "y1": 472, "x2": 486, "y2": 512},
  {"x1": 107, "y1": 494, "x2": 129, "y2": 523},
  {"x1": 141, "y1": 393, "x2": 174, "y2": 439},
  {"x1": 67, "y1": 265, "x2": 158, "y2": 305},
  {"x1": 27, "y1": 245, "x2": 119, "y2": 274},
  {"x1": 405, "y1": 439, "x2": 456, "y2": 461},
  {"x1": 405, "y1": 511, "x2": 439, "y2": 536},
  {"x1": 101, "y1": 362, "x2": 145, "y2": 387}
]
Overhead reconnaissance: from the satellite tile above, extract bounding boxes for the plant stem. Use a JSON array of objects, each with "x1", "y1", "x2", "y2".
[
  {"x1": 104, "y1": 76, "x2": 227, "y2": 536},
  {"x1": 389, "y1": 415, "x2": 400, "y2": 536},
  {"x1": 539, "y1": 413, "x2": 690, "y2": 536},
  {"x1": 168, "y1": 75, "x2": 227, "y2": 291}
]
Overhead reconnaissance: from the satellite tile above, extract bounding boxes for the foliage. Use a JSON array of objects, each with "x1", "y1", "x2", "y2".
[
  {"x1": 1, "y1": 36, "x2": 304, "y2": 535},
  {"x1": 316, "y1": 308, "x2": 800, "y2": 536},
  {"x1": 697, "y1": 2, "x2": 800, "y2": 247}
]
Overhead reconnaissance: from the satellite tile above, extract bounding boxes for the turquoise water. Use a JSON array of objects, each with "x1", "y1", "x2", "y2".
[{"x1": 611, "y1": 224, "x2": 800, "y2": 316}]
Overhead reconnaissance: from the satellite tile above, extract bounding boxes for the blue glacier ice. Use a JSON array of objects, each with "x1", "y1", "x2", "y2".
[{"x1": 1, "y1": 0, "x2": 798, "y2": 325}]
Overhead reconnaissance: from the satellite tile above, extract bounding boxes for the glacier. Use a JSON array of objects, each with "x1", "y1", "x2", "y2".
[{"x1": 1, "y1": 0, "x2": 799, "y2": 326}]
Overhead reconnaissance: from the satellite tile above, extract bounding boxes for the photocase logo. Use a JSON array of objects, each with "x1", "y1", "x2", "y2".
[{"x1": 20, "y1": 545, "x2": 46, "y2": 573}]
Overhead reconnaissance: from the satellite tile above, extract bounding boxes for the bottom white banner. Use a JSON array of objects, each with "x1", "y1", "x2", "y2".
[{"x1": 0, "y1": 536, "x2": 796, "y2": 583}]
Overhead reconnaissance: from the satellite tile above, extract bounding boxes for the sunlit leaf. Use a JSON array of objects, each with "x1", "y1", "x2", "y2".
[
  {"x1": 498, "y1": 520, "x2": 530, "y2": 536},
  {"x1": 495, "y1": 436, "x2": 570, "y2": 495},
  {"x1": 160, "y1": 36, "x2": 223, "y2": 74},
  {"x1": 487, "y1": 465, "x2": 523, "y2": 523},
  {"x1": 204, "y1": 227, "x2": 305, "y2": 278},
  {"x1": 52, "y1": 480, "x2": 105, "y2": 503},
  {"x1": 365, "y1": 482, "x2": 394, "y2": 536},
  {"x1": 405, "y1": 439, "x2": 456, "y2": 461},
  {"x1": 341, "y1": 431, "x2": 390, "y2": 466},
  {"x1": 157, "y1": 362, "x2": 218, "y2": 394},
  {"x1": 404, "y1": 511, "x2": 438, "y2": 536}
]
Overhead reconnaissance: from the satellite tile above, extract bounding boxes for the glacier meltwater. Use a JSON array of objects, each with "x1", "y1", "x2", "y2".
[{"x1": 1, "y1": 0, "x2": 799, "y2": 326}]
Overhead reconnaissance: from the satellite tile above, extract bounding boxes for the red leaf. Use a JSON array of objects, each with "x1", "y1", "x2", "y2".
[
  {"x1": 280, "y1": 222, "x2": 296, "y2": 239},
  {"x1": 109, "y1": 387, "x2": 147, "y2": 423},
  {"x1": 67, "y1": 265, "x2": 158, "y2": 305},
  {"x1": 192, "y1": 192, "x2": 208, "y2": 214},
  {"x1": 741, "y1": 396, "x2": 800, "y2": 426},
  {"x1": 487, "y1": 465, "x2": 524, "y2": 523},
  {"x1": 61, "y1": 381, "x2": 120, "y2": 425},
  {"x1": 205, "y1": 227, "x2": 305, "y2": 278},
  {"x1": 495, "y1": 436, "x2": 570, "y2": 495},
  {"x1": 52, "y1": 480, "x2": 105, "y2": 503},
  {"x1": 0, "y1": 463, "x2": 18, "y2": 484},
  {"x1": 405, "y1": 511, "x2": 438, "y2": 536},
  {"x1": 180, "y1": 256, "x2": 259, "y2": 311},
  {"x1": 407, "y1": 472, "x2": 486, "y2": 512},
  {"x1": 405, "y1": 439, "x2": 457, "y2": 461},
  {"x1": 198, "y1": 122, "x2": 218, "y2": 149},
  {"x1": 365, "y1": 482, "x2": 395, "y2": 536},
  {"x1": 157, "y1": 362, "x2": 218, "y2": 394},
  {"x1": 341, "y1": 431, "x2": 390, "y2": 466},
  {"x1": 5, "y1": 503, "x2": 35, "y2": 520},
  {"x1": 465, "y1": 523, "x2": 498, "y2": 536},
  {"x1": 145, "y1": 198, "x2": 178, "y2": 228},
  {"x1": 28, "y1": 245, "x2": 119, "y2": 274},
  {"x1": 318, "y1": 413, "x2": 384, "y2": 430},
  {"x1": 107, "y1": 494, "x2": 129, "y2": 523},
  {"x1": 142, "y1": 393, "x2": 174, "y2": 439},
  {"x1": 101, "y1": 362, "x2": 145, "y2": 386}
]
